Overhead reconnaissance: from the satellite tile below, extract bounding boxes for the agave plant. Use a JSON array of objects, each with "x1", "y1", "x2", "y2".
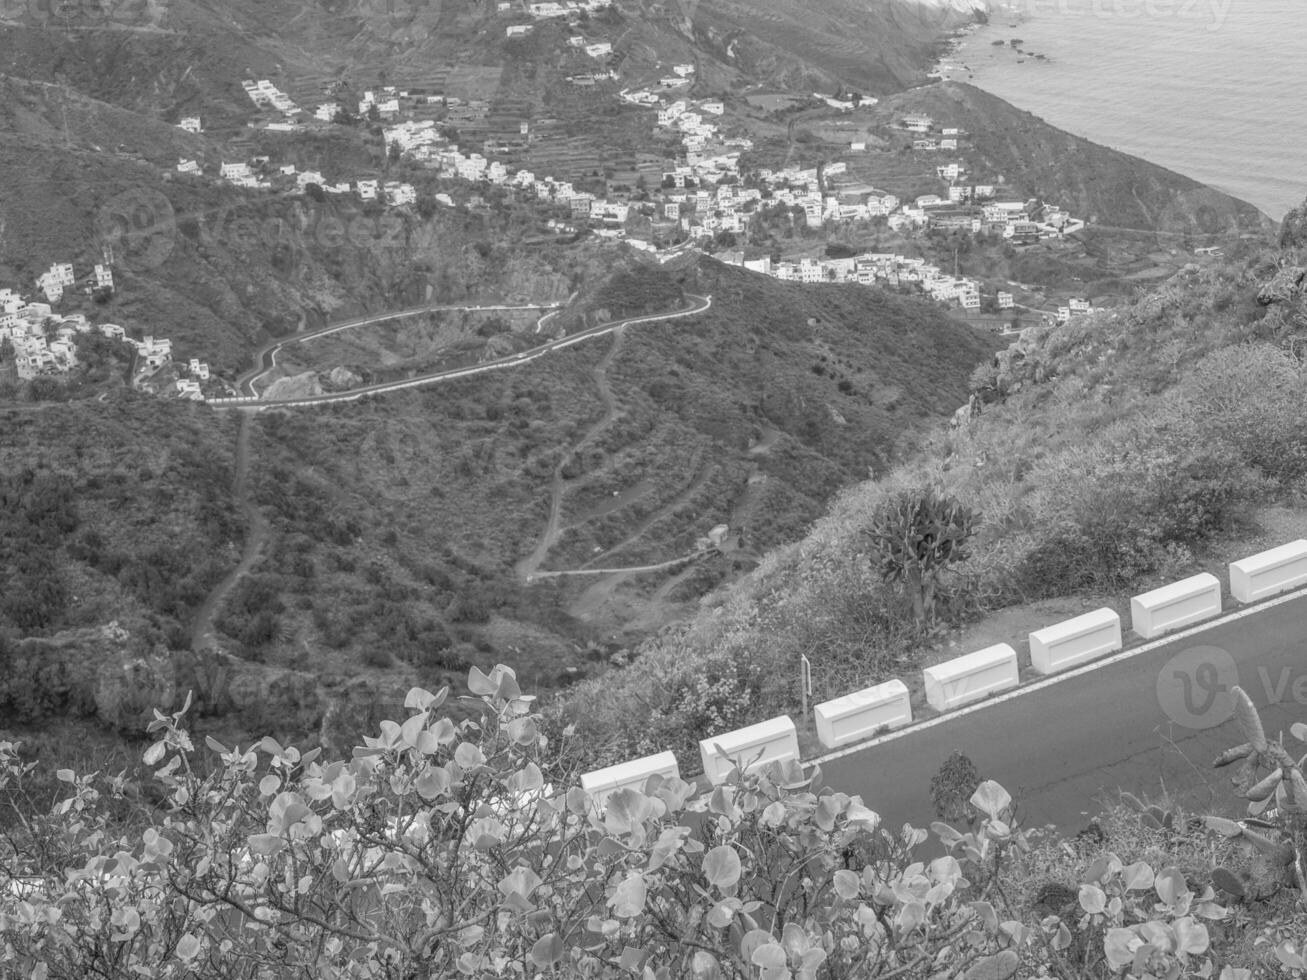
[{"x1": 1205, "y1": 686, "x2": 1307, "y2": 906}]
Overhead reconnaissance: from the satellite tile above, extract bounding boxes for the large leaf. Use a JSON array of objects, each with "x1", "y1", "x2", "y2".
[
  {"x1": 740, "y1": 930, "x2": 774, "y2": 963},
  {"x1": 1204, "y1": 816, "x2": 1243, "y2": 837},
  {"x1": 750, "y1": 943, "x2": 788, "y2": 969},
  {"x1": 1122, "y1": 862, "x2": 1155, "y2": 891},
  {"x1": 832, "y1": 869, "x2": 860, "y2": 900},
  {"x1": 1104, "y1": 927, "x2": 1139, "y2": 970},
  {"x1": 609, "y1": 872, "x2": 647, "y2": 918},
  {"x1": 498, "y1": 867, "x2": 542, "y2": 900},
  {"x1": 969, "y1": 781, "x2": 1011, "y2": 821},
  {"x1": 1173, "y1": 917, "x2": 1209, "y2": 956},
  {"x1": 528, "y1": 933, "x2": 563, "y2": 967},
  {"x1": 964, "y1": 951, "x2": 1019, "y2": 980},
  {"x1": 703, "y1": 845, "x2": 742, "y2": 890},
  {"x1": 1078, "y1": 884, "x2": 1107, "y2": 914},
  {"x1": 467, "y1": 666, "x2": 498, "y2": 696},
  {"x1": 1155, "y1": 868, "x2": 1188, "y2": 906}
]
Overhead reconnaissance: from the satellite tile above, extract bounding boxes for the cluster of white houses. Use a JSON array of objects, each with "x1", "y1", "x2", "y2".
[
  {"x1": 0, "y1": 278, "x2": 209, "y2": 391},
  {"x1": 33, "y1": 261, "x2": 113, "y2": 304},
  {"x1": 714, "y1": 249, "x2": 987, "y2": 309}
]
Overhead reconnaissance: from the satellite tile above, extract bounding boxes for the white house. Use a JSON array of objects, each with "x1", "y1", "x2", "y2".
[
  {"x1": 997, "y1": 291, "x2": 1014, "y2": 309},
  {"x1": 584, "y1": 42, "x2": 612, "y2": 57},
  {"x1": 93, "y1": 264, "x2": 114, "y2": 291},
  {"x1": 176, "y1": 158, "x2": 200, "y2": 174},
  {"x1": 178, "y1": 117, "x2": 202, "y2": 133},
  {"x1": 315, "y1": 102, "x2": 341, "y2": 122},
  {"x1": 385, "y1": 181, "x2": 416, "y2": 206},
  {"x1": 506, "y1": 24, "x2": 533, "y2": 36},
  {"x1": 357, "y1": 180, "x2": 379, "y2": 201},
  {"x1": 220, "y1": 161, "x2": 252, "y2": 181},
  {"x1": 672, "y1": 64, "x2": 695, "y2": 77}
]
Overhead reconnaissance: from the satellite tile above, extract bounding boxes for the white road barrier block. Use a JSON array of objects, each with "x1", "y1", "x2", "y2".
[
  {"x1": 699, "y1": 715, "x2": 799, "y2": 785},
  {"x1": 1130, "y1": 573, "x2": 1222, "y2": 639},
  {"x1": 1230, "y1": 540, "x2": 1307, "y2": 604},
  {"x1": 1029, "y1": 607, "x2": 1122, "y2": 675},
  {"x1": 814, "y1": 679, "x2": 912, "y2": 749},
  {"x1": 580, "y1": 751, "x2": 680, "y2": 808},
  {"x1": 923, "y1": 643, "x2": 1019, "y2": 713}
]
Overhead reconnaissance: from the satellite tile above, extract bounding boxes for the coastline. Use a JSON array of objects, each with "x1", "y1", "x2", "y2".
[{"x1": 931, "y1": 1, "x2": 1301, "y2": 221}]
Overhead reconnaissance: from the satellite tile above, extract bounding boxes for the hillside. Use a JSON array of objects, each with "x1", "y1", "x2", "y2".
[
  {"x1": 553, "y1": 204, "x2": 1307, "y2": 772},
  {"x1": 0, "y1": 258, "x2": 1000, "y2": 754},
  {"x1": 881, "y1": 82, "x2": 1273, "y2": 235}
]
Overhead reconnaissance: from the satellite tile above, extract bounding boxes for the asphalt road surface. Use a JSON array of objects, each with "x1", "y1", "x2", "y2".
[{"x1": 817, "y1": 591, "x2": 1307, "y2": 834}]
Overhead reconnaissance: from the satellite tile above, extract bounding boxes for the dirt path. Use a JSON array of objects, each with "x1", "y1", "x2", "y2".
[
  {"x1": 516, "y1": 328, "x2": 626, "y2": 582},
  {"x1": 190, "y1": 410, "x2": 270, "y2": 652},
  {"x1": 577, "y1": 459, "x2": 714, "y2": 569}
]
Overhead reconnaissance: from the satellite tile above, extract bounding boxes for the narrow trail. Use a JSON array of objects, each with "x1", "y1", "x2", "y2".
[
  {"x1": 529, "y1": 552, "x2": 704, "y2": 580},
  {"x1": 576, "y1": 458, "x2": 714, "y2": 570},
  {"x1": 516, "y1": 327, "x2": 626, "y2": 582},
  {"x1": 190, "y1": 410, "x2": 271, "y2": 652}
]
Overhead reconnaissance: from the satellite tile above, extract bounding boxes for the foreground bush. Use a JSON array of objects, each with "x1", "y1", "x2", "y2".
[{"x1": 0, "y1": 664, "x2": 1285, "y2": 979}]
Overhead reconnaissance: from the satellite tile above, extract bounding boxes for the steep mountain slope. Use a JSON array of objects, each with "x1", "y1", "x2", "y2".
[
  {"x1": 882, "y1": 83, "x2": 1274, "y2": 234},
  {"x1": 552, "y1": 227, "x2": 1307, "y2": 772},
  {"x1": 0, "y1": 259, "x2": 1001, "y2": 750}
]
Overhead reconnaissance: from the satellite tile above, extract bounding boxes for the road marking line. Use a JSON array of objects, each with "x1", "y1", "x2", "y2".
[{"x1": 806, "y1": 585, "x2": 1307, "y2": 769}]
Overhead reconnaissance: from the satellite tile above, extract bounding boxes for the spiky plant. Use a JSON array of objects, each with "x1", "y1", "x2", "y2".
[{"x1": 1206, "y1": 686, "x2": 1307, "y2": 906}]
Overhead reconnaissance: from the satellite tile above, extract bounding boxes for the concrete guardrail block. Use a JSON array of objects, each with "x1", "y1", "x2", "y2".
[
  {"x1": 699, "y1": 715, "x2": 799, "y2": 785},
  {"x1": 814, "y1": 679, "x2": 912, "y2": 749},
  {"x1": 1130, "y1": 572, "x2": 1222, "y2": 639},
  {"x1": 580, "y1": 751, "x2": 680, "y2": 809},
  {"x1": 1029, "y1": 607, "x2": 1122, "y2": 675},
  {"x1": 923, "y1": 643, "x2": 1019, "y2": 713},
  {"x1": 1230, "y1": 540, "x2": 1307, "y2": 604}
]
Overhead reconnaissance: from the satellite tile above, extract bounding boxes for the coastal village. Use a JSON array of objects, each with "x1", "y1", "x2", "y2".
[
  {"x1": 171, "y1": 62, "x2": 1093, "y2": 324},
  {"x1": 4, "y1": 3, "x2": 1112, "y2": 399},
  {"x1": 0, "y1": 260, "x2": 210, "y2": 398}
]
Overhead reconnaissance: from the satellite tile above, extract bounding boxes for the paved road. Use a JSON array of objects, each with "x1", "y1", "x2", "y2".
[
  {"x1": 215, "y1": 295, "x2": 712, "y2": 409},
  {"x1": 235, "y1": 302, "x2": 563, "y2": 396},
  {"x1": 817, "y1": 592, "x2": 1307, "y2": 834}
]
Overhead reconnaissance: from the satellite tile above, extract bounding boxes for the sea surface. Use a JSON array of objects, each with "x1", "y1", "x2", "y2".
[{"x1": 941, "y1": 0, "x2": 1305, "y2": 221}]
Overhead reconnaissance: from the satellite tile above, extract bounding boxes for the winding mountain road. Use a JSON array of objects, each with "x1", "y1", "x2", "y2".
[
  {"x1": 235, "y1": 302, "x2": 565, "y2": 397},
  {"x1": 213, "y1": 294, "x2": 712, "y2": 409},
  {"x1": 815, "y1": 591, "x2": 1307, "y2": 835}
]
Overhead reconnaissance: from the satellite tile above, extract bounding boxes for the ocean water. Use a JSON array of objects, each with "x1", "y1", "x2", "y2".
[{"x1": 942, "y1": 0, "x2": 1306, "y2": 221}]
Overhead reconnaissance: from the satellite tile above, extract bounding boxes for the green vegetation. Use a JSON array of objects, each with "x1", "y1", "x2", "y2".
[
  {"x1": 4, "y1": 663, "x2": 1306, "y2": 978},
  {"x1": 553, "y1": 233, "x2": 1307, "y2": 774},
  {"x1": 0, "y1": 397, "x2": 240, "y2": 649}
]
